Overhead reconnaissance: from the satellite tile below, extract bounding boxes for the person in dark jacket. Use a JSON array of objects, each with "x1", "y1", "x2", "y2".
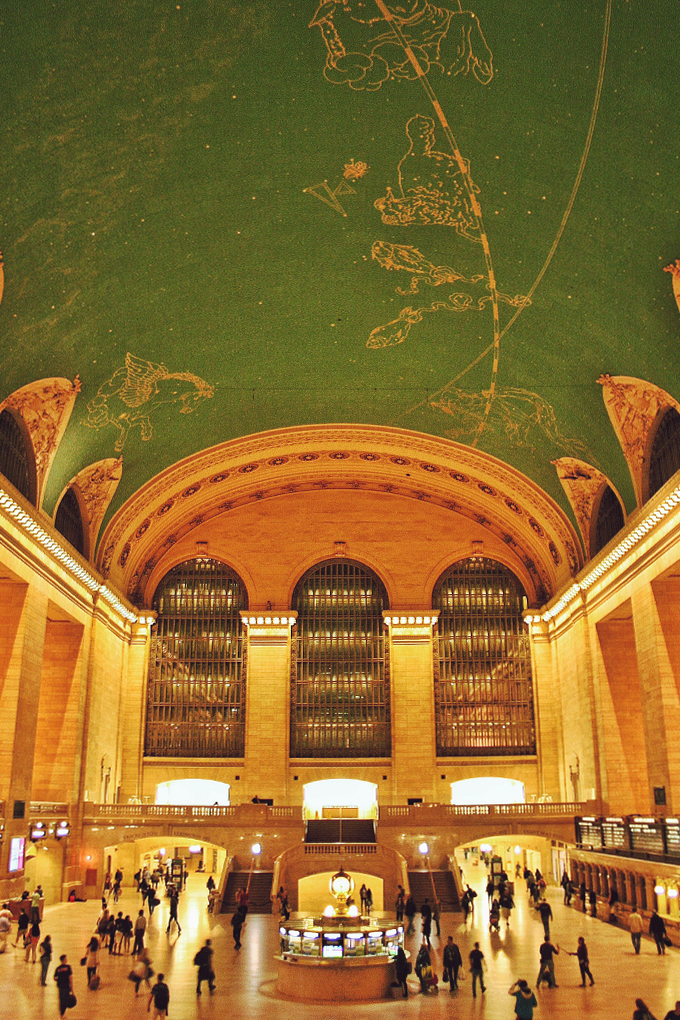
[
  {"x1": 194, "y1": 939, "x2": 215, "y2": 994},
  {"x1": 650, "y1": 910, "x2": 668, "y2": 954},
  {"x1": 415, "y1": 942, "x2": 432, "y2": 993},
  {"x1": 443, "y1": 936, "x2": 462, "y2": 991},
  {"x1": 404, "y1": 895, "x2": 416, "y2": 935},
  {"x1": 420, "y1": 898, "x2": 432, "y2": 948},
  {"x1": 395, "y1": 945, "x2": 409, "y2": 998},
  {"x1": 231, "y1": 908, "x2": 245, "y2": 949}
]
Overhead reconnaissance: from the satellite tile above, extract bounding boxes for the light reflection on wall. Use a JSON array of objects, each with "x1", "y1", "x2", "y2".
[
  {"x1": 155, "y1": 779, "x2": 231, "y2": 805},
  {"x1": 450, "y1": 777, "x2": 525, "y2": 805}
]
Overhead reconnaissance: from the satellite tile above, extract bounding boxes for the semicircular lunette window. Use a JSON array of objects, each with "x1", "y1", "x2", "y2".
[
  {"x1": 433, "y1": 558, "x2": 535, "y2": 757},
  {"x1": 649, "y1": 407, "x2": 680, "y2": 500},
  {"x1": 0, "y1": 408, "x2": 35, "y2": 504},
  {"x1": 145, "y1": 558, "x2": 248, "y2": 758},
  {"x1": 54, "y1": 487, "x2": 85, "y2": 556},
  {"x1": 292, "y1": 560, "x2": 390, "y2": 759},
  {"x1": 592, "y1": 485, "x2": 625, "y2": 556}
]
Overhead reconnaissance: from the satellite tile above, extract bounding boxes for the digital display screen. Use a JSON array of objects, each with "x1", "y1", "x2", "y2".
[
  {"x1": 8, "y1": 837, "x2": 25, "y2": 872},
  {"x1": 322, "y1": 945, "x2": 343, "y2": 958}
]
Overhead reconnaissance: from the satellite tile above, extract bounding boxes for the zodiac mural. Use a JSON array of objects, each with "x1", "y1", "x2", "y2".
[
  {"x1": 83, "y1": 353, "x2": 214, "y2": 452},
  {"x1": 309, "y1": 0, "x2": 493, "y2": 91}
]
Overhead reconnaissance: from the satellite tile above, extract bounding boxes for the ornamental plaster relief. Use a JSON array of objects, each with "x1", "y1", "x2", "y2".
[
  {"x1": 598, "y1": 375, "x2": 680, "y2": 507},
  {"x1": 96, "y1": 426, "x2": 581, "y2": 608},
  {"x1": 0, "y1": 376, "x2": 80, "y2": 509},
  {"x1": 552, "y1": 457, "x2": 626, "y2": 557},
  {"x1": 66, "y1": 456, "x2": 123, "y2": 559}
]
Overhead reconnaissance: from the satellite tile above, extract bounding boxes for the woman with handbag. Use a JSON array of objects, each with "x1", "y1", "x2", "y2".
[{"x1": 84, "y1": 936, "x2": 99, "y2": 988}]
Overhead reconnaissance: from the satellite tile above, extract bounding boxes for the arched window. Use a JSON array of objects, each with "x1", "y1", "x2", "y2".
[
  {"x1": 54, "y1": 487, "x2": 85, "y2": 556},
  {"x1": 592, "y1": 485, "x2": 624, "y2": 556},
  {"x1": 0, "y1": 408, "x2": 35, "y2": 504},
  {"x1": 291, "y1": 560, "x2": 390, "y2": 758},
  {"x1": 649, "y1": 407, "x2": 680, "y2": 499},
  {"x1": 145, "y1": 558, "x2": 248, "y2": 758},
  {"x1": 433, "y1": 558, "x2": 535, "y2": 756}
]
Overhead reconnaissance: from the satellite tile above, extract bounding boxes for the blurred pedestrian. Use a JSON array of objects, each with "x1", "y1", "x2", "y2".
[
  {"x1": 148, "y1": 973, "x2": 170, "y2": 1019},
  {"x1": 39, "y1": 934, "x2": 52, "y2": 985},
  {"x1": 629, "y1": 907, "x2": 644, "y2": 954},
  {"x1": 509, "y1": 979, "x2": 537, "y2": 1019},
  {"x1": 469, "y1": 941, "x2": 486, "y2": 997},
  {"x1": 537, "y1": 899, "x2": 553, "y2": 939},
  {"x1": 231, "y1": 907, "x2": 245, "y2": 949},
  {"x1": 54, "y1": 954, "x2": 74, "y2": 1017},
  {"x1": 395, "y1": 945, "x2": 409, "y2": 998},
  {"x1": 84, "y1": 936, "x2": 99, "y2": 987},
  {"x1": 132, "y1": 910, "x2": 146, "y2": 955},
  {"x1": 443, "y1": 935, "x2": 462, "y2": 991},
  {"x1": 194, "y1": 940, "x2": 215, "y2": 995},
  {"x1": 650, "y1": 910, "x2": 668, "y2": 955},
  {"x1": 405, "y1": 895, "x2": 416, "y2": 934},
  {"x1": 536, "y1": 938, "x2": 559, "y2": 988},
  {"x1": 421, "y1": 898, "x2": 432, "y2": 948}
]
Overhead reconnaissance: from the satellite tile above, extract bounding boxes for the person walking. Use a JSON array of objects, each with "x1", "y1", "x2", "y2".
[
  {"x1": 566, "y1": 936, "x2": 594, "y2": 986},
  {"x1": 634, "y1": 999, "x2": 658, "y2": 1020},
  {"x1": 231, "y1": 907, "x2": 245, "y2": 949},
  {"x1": 537, "y1": 899, "x2": 553, "y2": 940},
  {"x1": 39, "y1": 934, "x2": 52, "y2": 985},
  {"x1": 432, "y1": 898, "x2": 441, "y2": 937},
  {"x1": 148, "y1": 973, "x2": 170, "y2": 1019},
  {"x1": 130, "y1": 947, "x2": 153, "y2": 995},
  {"x1": 663, "y1": 1000, "x2": 680, "y2": 1020},
  {"x1": 461, "y1": 887, "x2": 471, "y2": 922},
  {"x1": 54, "y1": 954, "x2": 74, "y2": 1017},
  {"x1": 589, "y1": 889, "x2": 597, "y2": 917},
  {"x1": 166, "y1": 890, "x2": 181, "y2": 935},
  {"x1": 650, "y1": 909, "x2": 668, "y2": 954},
  {"x1": 509, "y1": 979, "x2": 537, "y2": 1019},
  {"x1": 405, "y1": 894, "x2": 416, "y2": 935},
  {"x1": 536, "y1": 938, "x2": 559, "y2": 988},
  {"x1": 30, "y1": 888, "x2": 41, "y2": 924},
  {"x1": 560, "y1": 871, "x2": 571, "y2": 904},
  {"x1": 194, "y1": 939, "x2": 215, "y2": 995},
  {"x1": 13, "y1": 907, "x2": 29, "y2": 947},
  {"x1": 486, "y1": 877, "x2": 495, "y2": 905},
  {"x1": 395, "y1": 887, "x2": 405, "y2": 922},
  {"x1": 500, "y1": 888, "x2": 515, "y2": 928},
  {"x1": 395, "y1": 945, "x2": 410, "y2": 998},
  {"x1": 469, "y1": 941, "x2": 486, "y2": 997},
  {"x1": 443, "y1": 935, "x2": 463, "y2": 991},
  {"x1": 629, "y1": 907, "x2": 644, "y2": 954},
  {"x1": 579, "y1": 881, "x2": 587, "y2": 912},
  {"x1": 105, "y1": 913, "x2": 116, "y2": 954},
  {"x1": 84, "y1": 936, "x2": 99, "y2": 987},
  {"x1": 365, "y1": 887, "x2": 373, "y2": 915},
  {"x1": 414, "y1": 941, "x2": 432, "y2": 994},
  {"x1": 421, "y1": 898, "x2": 432, "y2": 948},
  {"x1": 237, "y1": 887, "x2": 249, "y2": 918},
  {"x1": 132, "y1": 910, "x2": 147, "y2": 955},
  {"x1": 25, "y1": 918, "x2": 40, "y2": 962},
  {"x1": 360, "y1": 884, "x2": 368, "y2": 913}
]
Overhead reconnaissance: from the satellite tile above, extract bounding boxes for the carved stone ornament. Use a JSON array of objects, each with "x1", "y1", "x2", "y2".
[
  {"x1": 597, "y1": 375, "x2": 680, "y2": 507},
  {"x1": 69, "y1": 457, "x2": 123, "y2": 563},
  {"x1": 0, "y1": 376, "x2": 81, "y2": 509},
  {"x1": 552, "y1": 457, "x2": 625, "y2": 557},
  {"x1": 664, "y1": 259, "x2": 680, "y2": 318}
]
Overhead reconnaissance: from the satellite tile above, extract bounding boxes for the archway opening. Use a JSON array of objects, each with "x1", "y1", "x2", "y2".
[
  {"x1": 303, "y1": 778, "x2": 378, "y2": 820},
  {"x1": 155, "y1": 779, "x2": 231, "y2": 805},
  {"x1": 298, "y1": 870, "x2": 384, "y2": 914},
  {"x1": 450, "y1": 777, "x2": 525, "y2": 805}
]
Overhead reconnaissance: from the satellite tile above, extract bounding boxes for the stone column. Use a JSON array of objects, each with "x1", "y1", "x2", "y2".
[
  {"x1": 631, "y1": 582, "x2": 680, "y2": 812},
  {"x1": 118, "y1": 616, "x2": 155, "y2": 803},
  {"x1": 0, "y1": 580, "x2": 48, "y2": 896},
  {"x1": 385, "y1": 611, "x2": 438, "y2": 804},
  {"x1": 527, "y1": 618, "x2": 563, "y2": 799},
  {"x1": 241, "y1": 612, "x2": 296, "y2": 805}
]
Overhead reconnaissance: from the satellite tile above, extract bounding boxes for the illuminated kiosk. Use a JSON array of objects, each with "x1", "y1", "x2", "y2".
[{"x1": 275, "y1": 867, "x2": 405, "y2": 1002}]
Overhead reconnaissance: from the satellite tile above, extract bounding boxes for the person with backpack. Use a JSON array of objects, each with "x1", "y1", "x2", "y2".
[
  {"x1": 443, "y1": 936, "x2": 463, "y2": 991},
  {"x1": 509, "y1": 979, "x2": 537, "y2": 1019},
  {"x1": 148, "y1": 973, "x2": 170, "y2": 1018},
  {"x1": 194, "y1": 939, "x2": 215, "y2": 995}
]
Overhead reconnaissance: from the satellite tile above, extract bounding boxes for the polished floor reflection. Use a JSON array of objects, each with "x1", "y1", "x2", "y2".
[{"x1": 1, "y1": 865, "x2": 678, "y2": 1020}]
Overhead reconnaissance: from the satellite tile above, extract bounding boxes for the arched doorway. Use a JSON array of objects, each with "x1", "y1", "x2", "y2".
[
  {"x1": 155, "y1": 779, "x2": 231, "y2": 805},
  {"x1": 303, "y1": 779, "x2": 378, "y2": 820},
  {"x1": 450, "y1": 777, "x2": 526, "y2": 805}
]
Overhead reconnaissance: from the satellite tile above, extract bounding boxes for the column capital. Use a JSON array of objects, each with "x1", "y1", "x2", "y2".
[
  {"x1": 241, "y1": 611, "x2": 297, "y2": 645},
  {"x1": 383, "y1": 610, "x2": 439, "y2": 637}
]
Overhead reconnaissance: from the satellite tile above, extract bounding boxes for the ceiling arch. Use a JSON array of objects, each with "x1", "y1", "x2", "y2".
[{"x1": 97, "y1": 425, "x2": 582, "y2": 608}]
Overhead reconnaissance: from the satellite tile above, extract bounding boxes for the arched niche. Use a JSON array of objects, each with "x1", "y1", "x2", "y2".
[
  {"x1": 303, "y1": 778, "x2": 378, "y2": 820},
  {"x1": 155, "y1": 779, "x2": 231, "y2": 806},
  {"x1": 450, "y1": 777, "x2": 526, "y2": 805}
]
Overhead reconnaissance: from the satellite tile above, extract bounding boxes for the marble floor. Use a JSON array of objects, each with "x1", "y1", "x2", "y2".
[{"x1": 1, "y1": 865, "x2": 678, "y2": 1020}]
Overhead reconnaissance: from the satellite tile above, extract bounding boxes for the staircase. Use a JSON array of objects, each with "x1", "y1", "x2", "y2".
[
  {"x1": 305, "y1": 818, "x2": 376, "y2": 843},
  {"x1": 407, "y1": 870, "x2": 461, "y2": 912},
  {"x1": 221, "y1": 870, "x2": 274, "y2": 914}
]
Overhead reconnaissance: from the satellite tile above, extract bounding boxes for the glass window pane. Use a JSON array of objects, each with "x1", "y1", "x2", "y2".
[
  {"x1": 291, "y1": 560, "x2": 390, "y2": 759},
  {"x1": 433, "y1": 558, "x2": 535, "y2": 757},
  {"x1": 145, "y1": 558, "x2": 247, "y2": 758}
]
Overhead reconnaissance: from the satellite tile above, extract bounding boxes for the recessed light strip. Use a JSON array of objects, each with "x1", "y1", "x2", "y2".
[
  {"x1": 542, "y1": 485, "x2": 680, "y2": 622},
  {"x1": 0, "y1": 488, "x2": 138, "y2": 624}
]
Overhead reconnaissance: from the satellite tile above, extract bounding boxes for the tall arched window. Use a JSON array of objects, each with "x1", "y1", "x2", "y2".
[
  {"x1": 0, "y1": 408, "x2": 35, "y2": 504},
  {"x1": 433, "y1": 558, "x2": 535, "y2": 756},
  {"x1": 291, "y1": 560, "x2": 390, "y2": 758},
  {"x1": 649, "y1": 407, "x2": 680, "y2": 500},
  {"x1": 54, "y1": 487, "x2": 86, "y2": 556},
  {"x1": 145, "y1": 558, "x2": 248, "y2": 758},
  {"x1": 592, "y1": 485, "x2": 624, "y2": 556}
]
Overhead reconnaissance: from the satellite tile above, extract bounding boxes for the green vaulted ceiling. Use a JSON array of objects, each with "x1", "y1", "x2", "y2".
[{"x1": 1, "y1": 1, "x2": 679, "y2": 526}]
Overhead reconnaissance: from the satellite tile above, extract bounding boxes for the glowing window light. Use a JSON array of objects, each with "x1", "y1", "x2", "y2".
[
  {"x1": 655, "y1": 885, "x2": 666, "y2": 896},
  {"x1": 668, "y1": 888, "x2": 679, "y2": 899},
  {"x1": 251, "y1": 843, "x2": 262, "y2": 855},
  {"x1": 418, "y1": 842, "x2": 429, "y2": 855}
]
